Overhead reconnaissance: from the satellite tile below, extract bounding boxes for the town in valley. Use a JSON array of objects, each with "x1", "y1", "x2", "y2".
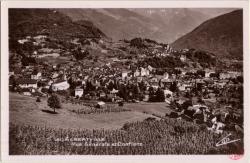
[{"x1": 8, "y1": 9, "x2": 244, "y2": 155}]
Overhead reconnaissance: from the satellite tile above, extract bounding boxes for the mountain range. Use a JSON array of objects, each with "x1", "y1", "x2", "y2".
[
  {"x1": 9, "y1": 8, "x2": 243, "y2": 61},
  {"x1": 57, "y1": 8, "x2": 236, "y2": 43}
]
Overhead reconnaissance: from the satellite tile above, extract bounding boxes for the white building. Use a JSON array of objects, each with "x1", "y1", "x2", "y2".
[
  {"x1": 52, "y1": 72, "x2": 59, "y2": 79},
  {"x1": 52, "y1": 80, "x2": 69, "y2": 91},
  {"x1": 178, "y1": 84, "x2": 186, "y2": 92},
  {"x1": 140, "y1": 67, "x2": 149, "y2": 76},
  {"x1": 122, "y1": 71, "x2": 129, "y2": 80},
  {"x1": 75, "y1": 87, "x2": 84, "y2": 97},
  {"x1": 110, "y1": 88, "x2": 119, "y2": 97},
  {"x1": 23, "y1": 92, "x2": 31, "y2": 96},
  {"x1": 31, "y1": 72, "x2": 42, "y2": 80},
  {"x1": 163, "y1": 72, "x2": 169, "y2": 80},
  {"x1": 205, "y1": 71, "x2": 215, "y2": 78},
  {"x1": 164, "y1": 89, "x2": 173, "y2": 98},
  {"x1": 148, "y1": 65, "x2": 154, "y2": 72},
  {"x1": 18, "y1": 39, "x2": 29, "y2": 44},
  {"x1": 134, "y1": 70, "x2": 140, "y2": 77},
  {"x1": 180, "y1": 55, "x2": 187, "y2": 62},
  {"x1": 220, "y1": 71, "x2": 242, "y2": 80}
]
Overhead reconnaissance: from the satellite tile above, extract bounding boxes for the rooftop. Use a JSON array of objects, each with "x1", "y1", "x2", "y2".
[{"x1": 16, "y1": 78, "x2": 37, "y2": 85}]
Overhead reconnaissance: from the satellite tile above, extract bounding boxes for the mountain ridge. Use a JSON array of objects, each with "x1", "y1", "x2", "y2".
[
  {"x1": 171, "y1": 9, "x2": 243, "y2": 60},
  {"x1": 58, "y1": 8, "x2": 235, "y2": 43},
  {"x1": 9, "y1": 9, "x2": 106, "y2": 41}
]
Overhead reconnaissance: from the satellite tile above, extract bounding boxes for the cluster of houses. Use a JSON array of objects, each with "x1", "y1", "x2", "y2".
[
  {"x1": 9, "y1": 55, "x2": 243, "y2": 106},
  {"x1": 9, "y1": 34, "x2": 243, "y2": 135},
  {"x1": 10, "y1": 35, "x2": 243, "y2": 110}
]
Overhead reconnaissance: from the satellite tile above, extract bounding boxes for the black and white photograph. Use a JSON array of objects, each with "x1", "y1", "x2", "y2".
[{"x1": 1, "y1": 0, "x2": 249, "y2": 162}]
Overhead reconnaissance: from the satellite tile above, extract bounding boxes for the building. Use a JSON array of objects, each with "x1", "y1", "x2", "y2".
[
  {"x1": 134, "y1": 70, "x2": 140, "y2": 77},
  {"x1": 122, "y1": 71, "x2": 129, "y2": 80},
  {"x1": 110, "y1": 88, "x2": 119, "y2": 97},
  {"x1": 51, "y1": 80, "x2": 69, "y2": 91},
  {"x1": 219, "y1": 71, "x2": 242, "y2": 80},
  {"x1": 163, "y1": 72, "x2": 169, "y2": 80},
  {"x1": 164, "y1": 89, "x2": 173, "y2": 98},
  {"x1": 205, "y1": 70, "x2": 215, "y2": 78},
  {"x1": 161, "y1": 79, "x2": 173, "y2": 89},
  {"x1": 148, "y1": 65, "x2": 154, "y2": 72},
  {"x1": 180, "y1": 55, "x2": 187, "y2": 62},
  {"x1": 16, "y1": 78, "x2": 37, "y2": 89},
  {"x1": 178, "y1": 84, "x2": 186, "y2": 92},
  {"x1": 23, "y1": 91, "x2": 31, "y2": 96},
  {"x1": 31, "y1": 71, "x2": 42, "y2": 80},
  {"x1": 51, "y1": 72, "x2": 59, "y2": 79},
  {"x1": 75, "y1": 87, "x2": 84, "y2": 97},
  {"x1": 18, "y1": 38, "x2": 28, "y2": 44},
  {"x1": 140, "y1": 67, "x2": 149, "y2": 76},
  {"x1": 96, "y1": 101, "x2": 106, "y2": 108},
  {"x1": 9, "y1": 71, "x2": 14, "y2": 76}
]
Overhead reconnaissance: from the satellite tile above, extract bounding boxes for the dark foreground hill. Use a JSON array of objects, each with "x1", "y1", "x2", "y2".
[{"x1": 172, "y1": 10, "x2": 243, "y2": 60}]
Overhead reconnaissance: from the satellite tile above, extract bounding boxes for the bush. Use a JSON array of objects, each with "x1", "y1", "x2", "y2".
[
  {"x1": 36, "y1": 97, "x2": 41, "y2": 102},
  {"x1": 41, "y1": 88, "x2": 49, "y2": 93},
  {"x1": 118, "y1": 101, "x2": 124, "y2": 106},
  {"x1": 144, "y1": 117, "x2": 156, "y2": 122}
]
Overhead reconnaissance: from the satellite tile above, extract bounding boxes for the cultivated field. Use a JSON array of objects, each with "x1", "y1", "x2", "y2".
[{"x1": 9, "y1": 119, "x2": 243, "y2": 155}]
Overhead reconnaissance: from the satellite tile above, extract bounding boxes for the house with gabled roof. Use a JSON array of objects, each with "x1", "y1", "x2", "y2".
[
  {"x1": 31, "y1": 71, "x2": 42, "y2": 80},
  {"x1": 75, "y1": 87, "x2": 84, "y2": 97},
  {"x1": 16, "y1": 78, "x2": 37, "y2": 89},
  {"x1": 51, "y1": 80, "x2": 69, "y2": 91}
]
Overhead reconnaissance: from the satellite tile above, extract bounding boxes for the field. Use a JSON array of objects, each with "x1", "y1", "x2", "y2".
[
  {"x1": 10, "y1": 93, "x2": 160, "y2": 130},
  {"x1": 9, "y1": 93, "x2": 244, "y2": 155}
]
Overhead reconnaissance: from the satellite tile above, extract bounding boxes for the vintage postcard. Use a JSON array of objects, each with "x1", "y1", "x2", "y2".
[{"x1": 1, "y1": 0, "x2": 249, "y2": 163}]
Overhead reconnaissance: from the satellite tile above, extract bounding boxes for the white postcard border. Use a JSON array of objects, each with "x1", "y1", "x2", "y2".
[{"x1": 1, "y1": 1, "x2": 249, "y2": 163}]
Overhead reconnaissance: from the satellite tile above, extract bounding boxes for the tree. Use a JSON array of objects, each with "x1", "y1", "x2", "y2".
[
  {"x1": 196, "y1": 70, "x2": 205, "y2": 77},
  {"x1": 148, "y1": 86, "x2": 154, "y2": 95},
  {"x1": 155, "y1": 88, "x2": 165, "y2": 102},
  {"x1": 47, "y1": 94, "x2": 61, "y2": 113},
  {"x1": 209, "y1": 72, "x2": 220, "y2": 79},
  {"x1": 130, "y1": 38, "x2": 146, "y2": 48},
  {"x1": 118, "y1": 101, "x2": 124, "y2": 107},
  {"x1": 9, "y1": 75, "x2": 17, "y2": 91},
  {"x1": 21, "y1": 56, "x2": 37, "y2": 66},
  {"x1": 85, "y1": 80, "x2": 95, "y2": 92},
  {"x1": 132, "y1": 84, "x2": 139, "y2": 99},
  {"x1": 139, "y1": 81, "x2": 146, "y2": 92},
  {"x1": 148, "y1": 86, "x2": 155, "y2": 102},
  {"x1": 73, "y1": 47, "x2": 89, "y2": 60},
  {"x1": 107, "y1": 81, "x2": 114, "y2": 91},
  {"x1": 170, "y1": 81, "x2": 178, "y2": 92},
  {"x1": 118, "y1": 84, "x2": 128, "y2": 101},
  {"x1": 48, "y1": 85, "x2": 53, "y2": 94},
  {"x1": 36, "y1": 97, "x2": 41, "y2": 102},
  {"x1": 181, "y1": 100, "x2": 192, "y2": 110}
]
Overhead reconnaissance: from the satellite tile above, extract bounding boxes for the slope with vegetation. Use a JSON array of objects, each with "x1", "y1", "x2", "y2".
[{"x1": 172, "y1": 10, "x2": 243, "y2": 60}]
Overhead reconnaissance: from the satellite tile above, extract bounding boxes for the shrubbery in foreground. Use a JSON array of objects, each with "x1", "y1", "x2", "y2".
[{"x1": 9, "y1": 118, "x2": 243, "y2": 155}]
